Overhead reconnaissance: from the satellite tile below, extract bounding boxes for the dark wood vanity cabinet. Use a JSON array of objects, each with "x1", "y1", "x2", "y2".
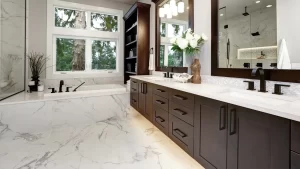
[
  {"x1": 227, "y1": 104, "x2": 290, "y2": 169},
  {"x1": 130, "y1": 78, "x2": 295, "y2": 169},
  {"x1": 194, "y1": 96, "x2": 228, "y2": 169}
]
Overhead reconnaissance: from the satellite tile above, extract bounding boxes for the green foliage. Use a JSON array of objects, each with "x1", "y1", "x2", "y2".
[
  {"x1": 160, "y1": 45, "x2": 165, "y2": 66},
  {"x1": 55, "y1": 8, "x2": 77, "y2": 28},
  {"x1": 92, "y1": 41, "x2": 116, "y2": 70},
  {"x1": 56, "y1": 38, "x2": 75, "y2": 71},
  {"x1": 168, "y1": 47, "x2": 183, "y2": 67},
  {"x1": 172, "y1": 24, "x2": 180, "y2": 36},
  {"x1": 91, "y1": 13, "x2": 118, "y2": 32}
]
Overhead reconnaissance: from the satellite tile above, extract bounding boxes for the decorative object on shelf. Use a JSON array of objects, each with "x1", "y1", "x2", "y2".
[
  {"x1": 38, "y1": 84, "x2": 44, "y2": 92},
  {"x1": 173, "y1": 73, "x2": 193, "y2": 83},
  {"x1": 27, "y1": 52, "x2": 48, "y2": 91},
  {"x1": 160, "y1": 0, "x2": 185, "y2": 18},
  {"x1": 170, "y1": 28, "x2": 208, "y2": 84}
]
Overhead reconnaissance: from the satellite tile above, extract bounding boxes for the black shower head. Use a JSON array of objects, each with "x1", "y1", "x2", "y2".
[{"x1": 243, "y1": 6, "x2": 249, "y2": 16}]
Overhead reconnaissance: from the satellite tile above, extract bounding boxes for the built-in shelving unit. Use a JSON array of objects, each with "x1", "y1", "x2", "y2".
[{"x1": 123, "y1": 2, "x2": 151, "y2": 84}]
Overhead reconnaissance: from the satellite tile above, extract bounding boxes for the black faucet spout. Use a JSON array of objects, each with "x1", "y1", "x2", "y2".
[
  {"x1": 251, "y1": 68, "x2": 267, "y2": 93},
  {"x1": 59, "y1": 80, "x2": 64, "y2": 93}
]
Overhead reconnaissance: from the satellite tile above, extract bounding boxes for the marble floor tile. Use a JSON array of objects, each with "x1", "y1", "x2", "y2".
[{"x1": 0, "y1": 107, "x2": 204, "y2": 169}]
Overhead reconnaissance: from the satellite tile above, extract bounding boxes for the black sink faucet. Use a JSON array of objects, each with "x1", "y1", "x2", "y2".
[
  {"x1": 59, "y1": 80, "x2": 64, "y2": 93},
  {"x1": 251, "y1": 67, "x2": 267, "y2": 92}
]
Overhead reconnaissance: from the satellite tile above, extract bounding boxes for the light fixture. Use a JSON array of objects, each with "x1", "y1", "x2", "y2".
[
  {"x1": 170, "y1": 0, "x2": 176, "y2": 7},
  {"x1": 178, "y1": 0, "x2": 185, "y2": 13},
  {"x1": 159, "y1": 7, "x2": 165, "y2": 18},
  {"x1": 256, "y1": 1, "x2": 260, "y2": 3},
  {"x1": 167, "y1": 9, "x2": 172, "y2": 18},
  {"x1": 266, "y1": 5, "x2": 272, "y2": 7},
  {"x1": 172, "y1": 5, "x2": 178, "y2": 16},
  {"x1": 220, "y1": 13, "x2": 224, "y2": 16},
  {"x1": 164, "y1": 3, "x2": 170, "y2": 12}
]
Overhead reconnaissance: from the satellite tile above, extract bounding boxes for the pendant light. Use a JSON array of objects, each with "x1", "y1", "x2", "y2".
[
  {"x1": 170, "y1": 0, "x2": 176, "y2": 7},
  {"x1": 164, "y1": 3, "x2": 170, "y2": 13},
  {"x1": 167, "y1": 9, "x2": 172, "y2": 18},
  {"x1": 178, "y1": 0, "x2": 185, "y2": 13},
  {"x1": 159, "y1": 7, "x2": 165, "y2": 17},
  {"x1": 172, "y1": 5, "x2": 178, "y2": 16}
]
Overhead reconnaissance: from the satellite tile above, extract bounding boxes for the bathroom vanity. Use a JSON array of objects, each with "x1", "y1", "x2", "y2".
[{"x1": 130, "y1": 75, "x2": 300, "y2": 169}]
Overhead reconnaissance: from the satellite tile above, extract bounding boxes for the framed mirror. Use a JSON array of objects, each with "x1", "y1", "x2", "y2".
[
  {"x1": 212, "y1": 0, "x2": 300, "y2": 83},
  {"x1": 152, "y1": 0, "x2": 194, "y2": 72}
]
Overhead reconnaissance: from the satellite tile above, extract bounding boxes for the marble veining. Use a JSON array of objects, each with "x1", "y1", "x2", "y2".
[{"x1": 0, "y1": 93, "x2": 203, "y2": 169}]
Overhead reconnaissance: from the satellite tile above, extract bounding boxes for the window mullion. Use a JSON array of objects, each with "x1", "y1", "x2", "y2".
[
  {"x1": 85, "y1": 39, "x2": 92, "y2": 71},
  {"x1": 86, "y1": 11, "x2": 91, "y2": 30}
]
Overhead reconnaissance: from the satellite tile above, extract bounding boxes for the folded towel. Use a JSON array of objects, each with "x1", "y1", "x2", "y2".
[
  {"x1": 149, "y1": 53, "x2": 154, "y2": 71},
  {"x1": 278, "y1": 39, "x2": 291, "y2": 69}
]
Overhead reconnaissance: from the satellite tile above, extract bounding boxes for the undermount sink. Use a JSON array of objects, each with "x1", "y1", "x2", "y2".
[{"x1": 219, "y1": 90, "x2": 295, "y2": 106}]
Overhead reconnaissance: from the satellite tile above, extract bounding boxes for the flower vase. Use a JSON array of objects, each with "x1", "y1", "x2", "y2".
[
  {"x1": 30, "y1": 76, "x2": 40, "y2": 91},
  {"x1": 191, "y1": 58, "x2": 201, "y2": 84}
]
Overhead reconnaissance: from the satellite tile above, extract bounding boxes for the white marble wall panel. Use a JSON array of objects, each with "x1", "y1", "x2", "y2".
[{"x1": 0, "y1": 0, "x2": 26, "y2": 99}]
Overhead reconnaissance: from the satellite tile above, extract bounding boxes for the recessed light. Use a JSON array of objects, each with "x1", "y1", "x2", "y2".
[
  {"x1": 266, "y1": 5, "x2": 272, "y2": 7},
  {"x1": 220, "y1": 13, "x2": 224, "y2": 16},
  {"x1": 256, "y1": 1, "x2": 260, "y2": 3}
]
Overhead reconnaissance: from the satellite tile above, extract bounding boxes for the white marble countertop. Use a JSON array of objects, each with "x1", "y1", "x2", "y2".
[{"x1": 131, "y1": 75, "x2": 300, "y2": 122}]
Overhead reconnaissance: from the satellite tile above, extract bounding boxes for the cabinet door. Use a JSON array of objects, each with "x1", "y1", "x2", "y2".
[
  {"x1": 194, "y1": 97, "x2": 227, "y2": 169},
  {"x1": 227, "y1": 105, "x2": 290, "y2": 169},
  {"x1": 138, "y1": 81, "x2": 146, "y2": 115}
]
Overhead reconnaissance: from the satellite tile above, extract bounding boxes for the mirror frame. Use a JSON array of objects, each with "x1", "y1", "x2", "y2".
[
  {"x1": 211, "y1": 0, "x2": 300, "y2": 83},
  {"x1": 152, "y1": 0, "x2": 194, "y2": 72}
]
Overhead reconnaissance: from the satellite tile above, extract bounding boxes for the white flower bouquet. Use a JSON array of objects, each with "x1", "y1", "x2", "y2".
[{"x1": 170, "y1": 28, "x2": 208, "y2": 56}]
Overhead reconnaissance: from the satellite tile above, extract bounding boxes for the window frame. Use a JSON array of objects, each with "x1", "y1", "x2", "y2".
[{"x1": 47, "y1": 0, "x2": 123, "y2": 79}]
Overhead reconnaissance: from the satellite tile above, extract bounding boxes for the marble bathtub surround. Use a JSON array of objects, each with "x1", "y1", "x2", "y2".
[
  {"x1": 132, "y1": 75, "x2": 300, "y2": 122},
  {"x1": 0, "y1": 93, "x2": 203, "y2": 169}
]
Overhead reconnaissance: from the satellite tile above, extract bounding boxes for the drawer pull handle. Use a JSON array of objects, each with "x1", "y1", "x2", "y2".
[
  {"x1": 156, "y1": 89, "x2": 165, "y2": 93},
  {"x1": 132, "y1": 99, "x2": 137, "y2": 103},
  {"x1": 174, "y1": 129, "x2": 187, "y2": 138},
  {"x1": 219, "y1": 106, "x2": 226, "y2": 130},
  {"x1": 174, "y1": 109, "x2": 187, "y2": 115},
  {"x1": 229, "y1": 109, "x2": 237, "y2": 135},
  {"x1": 156, "y1": 116, "x2": 165, "y2": 123},
  {"x1": 131, "y1": 88, "x2": 137, "y2": 91},
  {"x1": 173, "y1": 95, "x2": 187, "y2": 100},
  {"x1": 132, "y1": 81, "x2": 137, "y2": 84},
  {"x1": 155, "y1": 100, "x2": 165, "y2": 104}
]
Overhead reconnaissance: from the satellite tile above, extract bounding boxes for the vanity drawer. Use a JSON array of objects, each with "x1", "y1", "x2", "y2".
[
  {"x1": 292, "y1": 121, "x2": 300, "y2": 153},
  {"x1": 130, "y1": 92, "x2": 138, "y2": 108},
  {"x1": 170, "y1": 102, "x2": 194, "y2": 126},
  {"x1": 169, "y1": 114, "x2": 194, "y2": 155},
  {"x1": 153, "y1": 94, "x2": 169, "y2": 112},
  {"x1": 170, "y1": 89, "x2": 195, "y2": 108},
  {"x1": 153, "y1": 85, "x2": 169, "y2": 99},
  {"x1": 153, "y1": 107, "x2": 169, "y2": 135},
  {"x1": 131, "y1": 79, "x2": 138, "y2": 90},
  {"x1": 291, "y1": 151, "x2": 300, "y2": 169}
]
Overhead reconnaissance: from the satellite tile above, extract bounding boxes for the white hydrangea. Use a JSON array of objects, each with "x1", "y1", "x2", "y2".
[
  {"x1": 201, "y1": 33, "x2": 208, "y2": 41},
  {"x1": 177, "y1": 38, "x2": 189, "y2": 50},
  {"x1": 189, "y1": 39, "x2": 198, "y2": 48}
]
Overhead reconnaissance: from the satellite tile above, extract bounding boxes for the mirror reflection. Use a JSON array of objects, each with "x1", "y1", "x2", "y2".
[
  {"x1": 218, "y1": 0, "x2": 278, "y2": 69},
  {"x1": 159, "y1": 0, "x2": 189, "y2": 67}
]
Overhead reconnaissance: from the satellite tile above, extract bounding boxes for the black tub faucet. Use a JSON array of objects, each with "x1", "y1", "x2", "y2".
[
  {"x1": 251, "y1": 67, "x2": 267, "y2": 93},
  {"x1": 59, "y1": 80, "x2": 64, "y2": 93}
]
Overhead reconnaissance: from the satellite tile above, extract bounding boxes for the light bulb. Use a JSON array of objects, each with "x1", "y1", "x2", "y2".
[
  {"x1": 159, "y1": 7, "x2": 165, "y2": 17},
  {"x1": 170, "y1": 0, "x2": 176, "y2": 7},
  {"x1": 167, "y1": 10, "x2": 172, "y2": 18},
  {"x1": 178, "y1": 1, "x2": 184, "y2": 13},
  {"x1": 172, "y1": 5, "x2": 178, "y2": 16},
  {"x1": 164, "y1": 4, "x2": 170, "y2": 11}
]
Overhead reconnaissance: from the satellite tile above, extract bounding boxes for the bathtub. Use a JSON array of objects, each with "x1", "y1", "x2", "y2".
[{"x1": 44, "y1": 84, "x2": 127, "y2": 99}]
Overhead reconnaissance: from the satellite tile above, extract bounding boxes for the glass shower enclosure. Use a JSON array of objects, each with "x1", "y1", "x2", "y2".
[{"x1": 0, "y1": 0, "x2": 26, "y2": 101}]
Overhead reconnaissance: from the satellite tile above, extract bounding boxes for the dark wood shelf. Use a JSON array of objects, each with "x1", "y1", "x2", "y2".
[
  {"x1": 125, "y1": 40, "x2": 137, "y2": 46},
  {"x1": 126, "y1": 56, "x2": 137, "y2": 60},
  {"x1": 126, "y1": 23, "x2": 137, "y2": 33},
  {"x1": 126, "y1": 71, "x2": 137, "y2": 75},
  {"x1": 123, "y1": 2, "x2": 150, "y2": 84}
]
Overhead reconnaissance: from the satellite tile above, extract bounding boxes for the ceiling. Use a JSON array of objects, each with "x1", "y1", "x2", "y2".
[
  {"x1": 219, "y1": 0, "x2": 276, "y2": 18},
  {"x1": 110, "y1": 0, "x2": 137, "y2": 5}
]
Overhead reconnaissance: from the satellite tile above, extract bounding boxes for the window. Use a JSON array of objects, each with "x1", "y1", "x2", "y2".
[
  {"x1": 160, "y1": 19, "x2": 187, "y2": 67},
  {"x1": 47, "y1": 0, "x2": 123, "y2": 79}
]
